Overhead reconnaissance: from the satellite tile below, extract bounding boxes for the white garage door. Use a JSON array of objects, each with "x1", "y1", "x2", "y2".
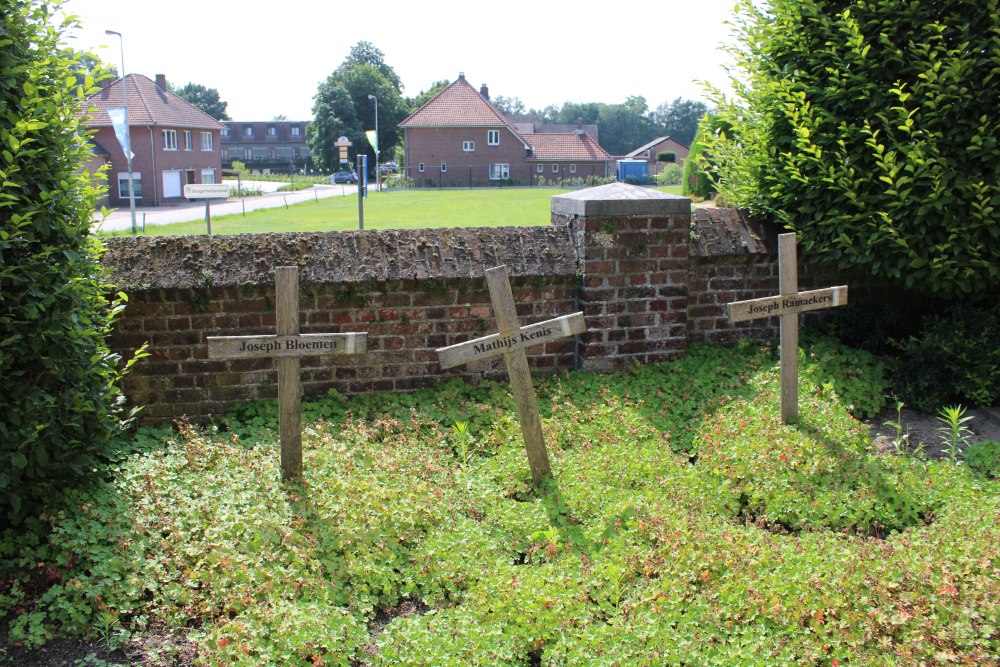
[{"x1": 162, "y1": 170, "x2": 182, "y2": 198}]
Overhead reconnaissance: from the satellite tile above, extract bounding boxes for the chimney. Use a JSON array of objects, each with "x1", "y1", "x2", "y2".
[
  {"x1": 458, "y1": 72, "x2": 465, "y2": 80},
  {"x1": 155, "y1": 74, "x2": 167, "y2": 90},
  {"x1": 480, "y1": 83, "x2": 489, "y2": 101},
  {"x1": 576, "y1": 118, "x2": 585, "y2": 136}
]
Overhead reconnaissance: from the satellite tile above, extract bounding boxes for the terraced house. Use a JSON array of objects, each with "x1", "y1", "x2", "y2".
[
  {"x1": 400, "y1": 74, "x2": 613, "y2": 187},
  {"x1": 79, "y1": 74, "x2": 224, "y2": 208}
]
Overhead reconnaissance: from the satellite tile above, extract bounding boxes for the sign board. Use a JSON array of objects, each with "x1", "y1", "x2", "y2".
[{"x1": 184, "y1": 184, "x2": 231, "y2": 199}]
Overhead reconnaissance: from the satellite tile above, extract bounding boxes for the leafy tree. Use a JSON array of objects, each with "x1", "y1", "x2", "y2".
[
  {"x1": 65, "y1": 48, "x2": 115, "y2": 89},
  {"x1": 491, "y1": 95, "x2": 526, "y2": 116},
  {"x1": 406, "y1": 79, "x2": 450, "y2": 112},
  {"x1": 272, "y1": 114, "x2": 287, "y2": 121},
  {"x1": 1, "y1": 0, "x2": 145, "y2": 524},
  {"x1": 703, "y1": 0, "x2": 1000, "y2": 298},
  {"x1": 309, "y1": 42, "x2": 407, "y2": 173},
  {"x1": 652, "y1": 97, "x2": 708, "y2": 146},
  {"x1": 172, "y1": 81, "x2": 230, "y2": 120}
]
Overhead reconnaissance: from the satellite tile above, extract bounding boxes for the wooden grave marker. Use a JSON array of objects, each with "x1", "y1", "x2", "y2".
[
  {"x1": 208, "y1": 266, "x2": 368, "y2": 481},
  {"x1": 436, "y1": 265, "x2": 587, "y2": 485},
  {"x1": 726, "y1": 233, "x2": 847, "y2": 423}
]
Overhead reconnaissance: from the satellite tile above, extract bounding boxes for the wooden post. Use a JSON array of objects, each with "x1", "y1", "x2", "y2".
[
  {"x1": 726, "y1": 233, "x2": 848, "y2": 423},
  {"x1": 436, "y1": 265, "x2": 587, "y2": 485},
  {"x1": 208, "y1": 266, "x2": 368, "y2": 481}
]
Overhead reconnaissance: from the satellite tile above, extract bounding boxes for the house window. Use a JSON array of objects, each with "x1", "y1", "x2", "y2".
[
  {"x1": 162, "y1": 129, "x2": 177, "y2": 151},
  {"x1": 487, "y1": 130, "x2": 499, "y2": 145},
  {"x1": 201, "y1": 131, "x2": 213, "y2": 151},
  {"x1": 226, "y1": 147, "x2": 245, "y2": 160},
  {"x1": 244, "y1": 126, "x2": 253, "y2": 137},
  {"x1": 552, "y1": 164, "x2": 559, "y2": 173},
  {"x1": 267, "y1": 125, "x2": 277, "y2": 137},
  {"x1": 251, "y1": 147, "x2": 268, "y2": 161},
  {"x1": 489, "y1": 163, "x2": 510, "y2": 180},
  {"x1": 418, "y1": 163, "x2": 425, "y2": 173},
  {"x1": 117, "y1": 172, "x2": 142, "y2": 199},
  {"x1": 183, "y1": 131, "x2": 193, "y2": 151},
  {"x1": 463, "y1": 140, "x2": 475, "y2": 152},
  {"x1": 570, "y1": 164, "x2": 577, "y2": 173},
  {"x1": 221, "y1": 128, "x2": 230, "y2": 137},
  {"x1": 201, "y1": 169, "x2": 216, "y2": 184},
  {"x1": 440, "y1": 163, "x2": 447, "y2": 173},
  {"x1": 536, "y1": 164, "x2": 544, "y2": 173},
  {"x1": 291, "y1": 125, "x2": 301, "y2": 136}
]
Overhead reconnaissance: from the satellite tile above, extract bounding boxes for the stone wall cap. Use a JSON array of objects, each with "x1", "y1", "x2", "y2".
[{"x1": 552, "y1": 183, "x2": 690, "y2": 217}]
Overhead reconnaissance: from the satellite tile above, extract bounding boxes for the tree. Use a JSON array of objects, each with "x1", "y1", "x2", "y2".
[
  {"x1": 407, "y1": 79, "x2": 450, "y2": 112},
  {"x1": 1, "y1": 0, "x2": 144, "y2": 524},
  {"x1": 492, "y1": 95, "x2": 526, "y2": 116},
  {"x1": 65, "y1": 48, "x2": 116, "y2": 89},
  {"x1": 172, "y1": 82, "x2": 231, "y2": 120},
  {"x1": 652, "y1": 97, "x2": 709, "y2": 146},
  {"x1": 309, "y1": 42, "x2": 407, "y2": 174},
  {"x1": 704, "y1": 0, "x2": 1000, "y2": 298}
]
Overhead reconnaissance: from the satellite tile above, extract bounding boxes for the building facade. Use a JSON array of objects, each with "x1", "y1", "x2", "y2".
[
  {"x1": 400, "y1": 74, "x2": 613, "y2": 187},
  {"x1": 80, "y1": 74, "x2": 224, "y2": 208},
  {"x1": 623, "y1": 136, "x2": 690, "y2": 175},
  {"x1": 221, "y1": 121, "x2": 313, "y2": 174}
]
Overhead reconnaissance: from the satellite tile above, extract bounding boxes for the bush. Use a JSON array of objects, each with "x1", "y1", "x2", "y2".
[
  {"x1": 656, "y1": 163, "x2": 682, "y2": 185},
  {"x1": 0, "y1": 0, "x2": 145, "y2": 524},
  {"x1": 964, "y1": 440, "x2": 1000, "y2": 479},
  {"x1": 681, "y1": 113, "x2": 724, "y2": 198},
  {"x1": 704, "y1": 0, "x2": 1000, "y2": 299}
]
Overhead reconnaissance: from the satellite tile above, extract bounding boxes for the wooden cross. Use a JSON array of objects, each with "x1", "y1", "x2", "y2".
[
  {"x1": 208, "y1": 266, "x2": 368, "y2": 481},
  {"x1": 436, "y1": 265, "x2": 587, "y2": 485},
  {"x1": 726, "y1": 233, "x2": 848, "y2": 423}
]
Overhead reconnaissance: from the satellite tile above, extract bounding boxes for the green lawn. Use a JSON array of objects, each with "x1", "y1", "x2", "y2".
[{"x1": 99, "y1": 186, "x2": 685, "y2": 236}]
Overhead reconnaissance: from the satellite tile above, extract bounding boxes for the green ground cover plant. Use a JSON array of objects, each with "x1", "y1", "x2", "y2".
[
  {"x1": 2, "y1": 340, "x2": 997, "y2": 666},
  {"x1": 95, "y1": 185, "x2": 684, "y2": 237}
]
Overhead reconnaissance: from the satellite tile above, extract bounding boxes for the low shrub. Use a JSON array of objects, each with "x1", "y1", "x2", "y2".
[{"x1": 965, "y1": 439, "x2": 1000, "y2": 479}]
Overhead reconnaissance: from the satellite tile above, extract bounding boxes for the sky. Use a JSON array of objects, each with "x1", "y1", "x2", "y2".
[{"x1": 57, "y1": 0, "x2": 740, "y2": 121}]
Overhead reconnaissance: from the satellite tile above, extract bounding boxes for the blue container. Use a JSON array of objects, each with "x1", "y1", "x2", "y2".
[{"x1": 616, "y1": 160, "x2": 649, "y2": 184}]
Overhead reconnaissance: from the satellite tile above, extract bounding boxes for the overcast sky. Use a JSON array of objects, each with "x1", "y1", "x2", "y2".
[{"x1": 58, "y1": 0, "x2": 739, "y2": 121}]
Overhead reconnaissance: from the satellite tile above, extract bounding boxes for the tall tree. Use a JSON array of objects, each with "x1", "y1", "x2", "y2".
[
  {"x1": 491, "y1": 95, "x2": 526, "y2": 116},
  {"x1": 704, "y1": 0, "x2": 1000, "y2": 298},
  {"x1": 64, "y1": 49, "x2": 116, "y2": 89},
  {"x1": 549, "y1": 97, "x2": 660, "y2": 155},
  {"x1": 407, "y1": 79, "x2": 450, "y2": 112},
  {"x1": 309, "y1": 42, "x2": 406, "y2": 173},
  {"x1": 652, "y1": 97, "x2": 709, "y2": 146},
  {"x1": 172, "y1": 82, "x2": 230, "y2": 120}
]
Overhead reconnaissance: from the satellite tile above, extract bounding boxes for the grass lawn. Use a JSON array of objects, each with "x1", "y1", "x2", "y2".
[
  {"x1": 3, "y1": 339, "x2": 997, "y2": 665},
  {"x1": 98, "y1": 185, "x2": 685, "y2": 237}
]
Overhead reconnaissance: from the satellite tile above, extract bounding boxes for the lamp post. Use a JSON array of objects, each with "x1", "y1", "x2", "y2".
[
  {"x1": 105, "y1": 29, "x2": 137, "y2": 234},
  {"x1": 368, "y1": 94, "x2": 380, "y2": 191}
]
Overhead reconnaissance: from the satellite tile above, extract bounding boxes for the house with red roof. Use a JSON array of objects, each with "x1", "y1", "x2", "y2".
[
  {"x1": 399, "y1": 74, "x2": 613, "y2": 187},
  {"x1": 79, "y1": 74, "x2": 225, "y2": 208}
]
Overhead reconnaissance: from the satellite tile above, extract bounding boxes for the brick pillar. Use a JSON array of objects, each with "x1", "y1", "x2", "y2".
[{"x1": 551, "y1": 183, "x2": 691, "y2": 372}]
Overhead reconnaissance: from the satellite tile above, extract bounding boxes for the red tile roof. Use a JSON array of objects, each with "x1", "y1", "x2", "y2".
[
  {"x1": 526, "y1": 132, "x2": 612, "y2": 162},
  {"x1": 399, "y1": 76, "x2": 511, "y2": 128},
  {"x1": 79, "y1": 74, "x2": 224, "y2": 130}
]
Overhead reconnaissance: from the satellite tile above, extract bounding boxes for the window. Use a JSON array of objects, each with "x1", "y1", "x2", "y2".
[
  {"x1": 225, "y1": 147, "x2": 245, "y2": 161},
  {"x1": 275, "y1": 147, "x2": 294, "y2": 160},
  {"x1": 183, "y1": 131, "x2": 193, "y2": 151},
  {"x1": 440, "y1": 163, "x2": 447, "y2": 173},
  {"x1": 536, "y1": 164, "x2": 544, "y2": 173},
  {"x1": 487, "y1": 130, "x2": 499, "y2": 145},
  {"x1": 463, "y1": 140, "x2": 475, "y2": 152},
  {"x1": 244, "y1": 126, "x2": 253, "y2": 137},
  {"x1": 291, "y1": 125, "x2": 301, "y2": 136},
  {"x1": 201, "y1": 169, "x2": 216, "y2": 184},
  {"x1": 221, "y1": 127, "x2": 230, "y2": 137},
  {"x1": 162, "y1": 129, "x2": 177, "y2": 151},
  {"x1": 251, "y1": 147, "x2": 268, "y2": 161},
  {"x1": 489, "y1": 163, "x2": 510, "y2": 180},
  {"x1": 570, "y1": 164, "x2": 577, "y2": 173},
  {"x1": 117, "y1": 172, "x2": 142, "y2": 199},
  {"x1": 552, "y1": 164, "x2": 559, "y2": 173},
  {"x1": 267, "y1": 125, "x2": 277, "y2": 137},
  {"x1": 418, "y1": 163, "x2": 425, "y2": 173},
  {"x1": 201, "y1": 131, "x2": 213, "y2": 151}
]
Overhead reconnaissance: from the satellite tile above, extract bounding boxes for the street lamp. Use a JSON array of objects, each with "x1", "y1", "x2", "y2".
[
  {"x1": 368, "y1": 94, "x2": 380, "y2": 191},
  {"x1": 105, "y1": 29, "x2": 137, "y2": 234}
]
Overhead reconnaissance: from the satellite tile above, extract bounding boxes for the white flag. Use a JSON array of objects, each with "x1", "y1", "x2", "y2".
[{"x1": 107, "y1": 108, "x2": 133, "y2": 160}]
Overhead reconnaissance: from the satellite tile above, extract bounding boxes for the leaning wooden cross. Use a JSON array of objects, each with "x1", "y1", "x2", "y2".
[
  {"x1": 726, "y1": 233, "x2": 847, "y2": 423},
  {"x1": 208, "y1": 266, "x2": 367, "y2": 481},
  {"x1": 436, "y1": 265, "x2": 587, "y2": 485}
]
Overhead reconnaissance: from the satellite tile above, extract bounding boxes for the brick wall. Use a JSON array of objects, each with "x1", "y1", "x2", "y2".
[{"x1": 104, "y1": 185, "x2": 851, "y2": 423}]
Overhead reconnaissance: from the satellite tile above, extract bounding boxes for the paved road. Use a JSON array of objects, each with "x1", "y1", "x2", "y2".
[{"x1": 93, "y1": 180, "x2": 358, "y2": 232}]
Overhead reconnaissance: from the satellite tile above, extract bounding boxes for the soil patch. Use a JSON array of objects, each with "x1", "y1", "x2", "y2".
[{"x1": 864, "y1": 405, "x2": 1000, "y2": 460}]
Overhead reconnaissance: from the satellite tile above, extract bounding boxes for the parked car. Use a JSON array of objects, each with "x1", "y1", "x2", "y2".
[{"x1": 331, "y1": 171, "x2": 358, "y2": 184}]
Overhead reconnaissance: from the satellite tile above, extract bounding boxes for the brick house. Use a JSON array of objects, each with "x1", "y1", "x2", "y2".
[
  {"x1": 79, "y1": 74, "x2": 225, "y2": 208},
  {"x1": 221, "y1": 121, "x2": 313, "y2": 174},
  {"x1": 399, "y1": 74, "x2": 613, "y2": 187},
  {"x1": 623, "y1": 136, "x2": 690, "y2": 175}
]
